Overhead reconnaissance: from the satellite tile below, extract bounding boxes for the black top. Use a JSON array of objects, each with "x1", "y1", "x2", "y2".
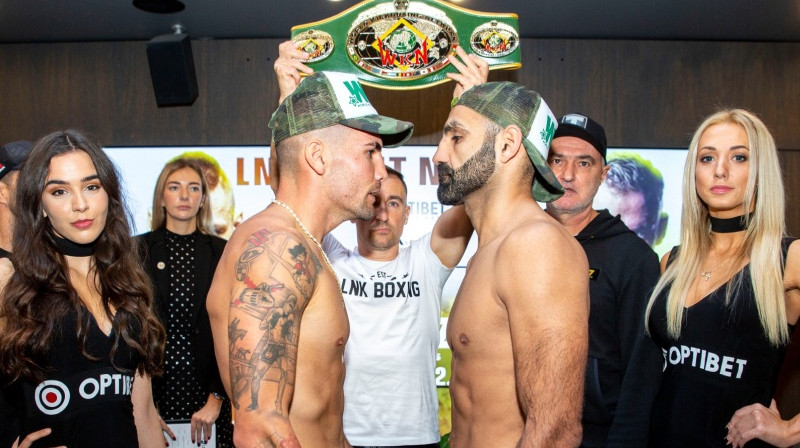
[
  {"x1": 0, "y1": 247, "x2": 15, "y2": 447},
  {"x1": 160, "y1": 230, "x2": 206, "y2": 419},
  {"x1": 0, "y1": 384, "x2": 17, "y2": 447},
  {"x1": 15, "y1": 309, "x2": 141, "y2": 448},
  {"x1": 574, "y1": 210, "x2": 663, "y2": 448},
  {"x1": 648, "y1": 238, "x2": 797, "y2": 448},
  {"x1": 137, "y1": 227, "x2": 227, "y2": 399}
]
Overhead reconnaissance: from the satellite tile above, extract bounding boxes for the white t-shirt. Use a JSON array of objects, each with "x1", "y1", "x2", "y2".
[{"x1": 323, "y1": 233, "x2": 453, "y2": 446}]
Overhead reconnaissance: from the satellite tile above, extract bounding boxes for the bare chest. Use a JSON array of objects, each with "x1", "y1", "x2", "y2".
[
  {"x1": 446, "y1": 250, "x2": 508, "y2": 356},
  {"x1": 297, "y1": 282, "x2": 349, "y2": 361}
]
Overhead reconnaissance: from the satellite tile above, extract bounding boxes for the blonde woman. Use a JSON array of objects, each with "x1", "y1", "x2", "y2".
[
  {"x1": 137, "y1": 158, "x2": 232, "y2": 447},
  {"x1": 644, "y1": 109, "x2": 800, "y2": 447}
]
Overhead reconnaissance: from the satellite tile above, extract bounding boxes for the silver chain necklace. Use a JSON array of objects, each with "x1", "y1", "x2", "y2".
[{"x1": 700, "y1": 257, "x2": 734, "y2": 281}]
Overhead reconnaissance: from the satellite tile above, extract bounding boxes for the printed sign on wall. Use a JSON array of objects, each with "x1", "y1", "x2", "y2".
[{"x1": 106, "y1": 145, "x2": 687, "y2": 435}]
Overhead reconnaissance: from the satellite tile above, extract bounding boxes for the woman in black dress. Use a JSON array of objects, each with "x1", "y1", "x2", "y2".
[
  {"x1": 0, "y1": 129, "x2": 166, "y2": 447},
  {"x1": 644, "y1": 110, "x2": 800, "y2": 447},
  {"x1": 138, "y1": 157, "x2": 232, "y2": 447}
]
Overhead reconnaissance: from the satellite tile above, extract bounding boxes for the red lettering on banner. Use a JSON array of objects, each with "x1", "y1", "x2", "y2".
[
  {"x1": 237, "y1": 157, "x2": 272, "y2": 186},
  {"x1": 237, "y1": 158, "x2": 249, "y2": 185},
  {"x1": 419, "y1": 157, "x2": 439, "y2": 185},
  {"x1": 387, "y1": 157, "x2": 406, "y2": 172},
  {"x1": 254, "y1": 158, "x2": 268, "y2": 185}
]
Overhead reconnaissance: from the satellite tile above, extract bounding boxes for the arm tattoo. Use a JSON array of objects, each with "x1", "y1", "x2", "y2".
[{"x1": 227, "y1": 228, "x2": 323, "y2": 414}]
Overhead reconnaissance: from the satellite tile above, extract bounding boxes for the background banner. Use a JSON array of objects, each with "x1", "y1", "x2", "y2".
[{"x1": 106, "y1": 145, "x2": 687, "y2": 434}]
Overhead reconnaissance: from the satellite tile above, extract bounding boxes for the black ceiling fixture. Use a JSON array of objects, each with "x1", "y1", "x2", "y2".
[{"x1": 132, "y1": 0, "x2": 185, "y2": 13}]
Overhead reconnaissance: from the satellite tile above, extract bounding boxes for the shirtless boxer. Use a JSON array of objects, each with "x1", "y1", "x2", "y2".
[
  {"x1": 435, "y1": 82, "x2": 590, "y2": 447},
  {"x1": 206, "y1": 68, "x2": 413, "y2": 447}
]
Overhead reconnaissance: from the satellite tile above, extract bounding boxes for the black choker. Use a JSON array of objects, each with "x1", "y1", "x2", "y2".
[
  {"x1": 710, "y1": 213, "x2": 751, "y2": 233},
  {"x1": 52, "y1": 233, "x2": 97, "y2": 257}
]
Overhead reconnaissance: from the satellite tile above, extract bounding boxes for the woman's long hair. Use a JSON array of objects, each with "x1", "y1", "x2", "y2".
[
  {"x1": 645, "y1": 109, "x2": 788, "y2": 345},
  {"x1": 149, "y1": 158, "x2": 212, "y2": 233},
  {"x1": 0, "y1": 130, "x2": 165, "y2": 382}
]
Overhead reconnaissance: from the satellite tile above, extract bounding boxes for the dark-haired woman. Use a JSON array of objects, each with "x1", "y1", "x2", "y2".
[
  {"x1": 0, "y1": 130, "x2": 166, "y2": 447},
  {"x1": 137, "y1": 157, "x2": 232, "y2": 447}
]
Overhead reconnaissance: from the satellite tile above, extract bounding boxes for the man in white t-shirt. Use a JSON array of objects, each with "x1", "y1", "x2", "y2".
[{"x1": 323, "y1": 167, "x2": 472, "y2": 448}]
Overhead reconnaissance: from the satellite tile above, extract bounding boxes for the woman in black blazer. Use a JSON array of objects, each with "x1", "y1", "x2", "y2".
[{"x1": 137, "y1": 157, "x2": 232, "y2": 447}]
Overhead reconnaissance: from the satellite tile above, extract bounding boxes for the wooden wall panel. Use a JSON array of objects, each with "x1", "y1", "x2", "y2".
[
  {"x1": 3, "y1": 35, "x2": 800, "y2": 422},
  {"x1": 4, "y1": 38, "x2": 800, "y2": 146},
  {"x1": 3, "y1": 37, "x2": 799, "y2": 231},
  {"x1": 781, "y1": 151, "x2": 800, "y2": 238}
]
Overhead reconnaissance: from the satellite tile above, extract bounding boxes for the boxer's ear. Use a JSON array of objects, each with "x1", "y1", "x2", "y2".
[
  {"x1": 304, "y1": 138, "x2": 327, "y2": 176},
  {"x1": 498, "y1": 124, "x2": 524, "y2": 164}
]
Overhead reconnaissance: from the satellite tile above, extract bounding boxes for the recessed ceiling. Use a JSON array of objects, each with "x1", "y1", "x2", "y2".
[{"x1": 1, "y1": 0, "x2": 799, "y2": 43}]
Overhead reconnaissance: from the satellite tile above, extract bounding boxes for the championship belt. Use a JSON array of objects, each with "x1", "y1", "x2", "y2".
[{"x1": 290, "y1": 0, "x2": 521, "y2": 89}]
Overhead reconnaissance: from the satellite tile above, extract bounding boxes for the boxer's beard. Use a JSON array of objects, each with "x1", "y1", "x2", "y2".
[{"x1": 437, "y1": 137, "x2": 496, "y2": 205}]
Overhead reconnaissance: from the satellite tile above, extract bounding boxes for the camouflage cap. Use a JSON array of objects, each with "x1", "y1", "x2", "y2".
[
  {"x1": 453, "y1": 82, "x2": 564, "y2": 202},
  {"x1": 268, "y1": 71, "x2": 414, "y2": 148}
]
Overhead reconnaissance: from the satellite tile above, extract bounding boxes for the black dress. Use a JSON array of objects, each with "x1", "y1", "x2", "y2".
[
  {"x1": 14, "y1": 309, "x2": 141, "y2": 448},
  {"x1": 0, "y1": 248, "x2": 19, "y2": 448},
  {"x1": 648, "y1": 238, "x2": 796, "y2": 448},
  {"x1": 138, "y1": 227, "x2": 233, "y2": 446},
  {"x1": 160, "y1": 231, "x2": 207, "y2": 418}
]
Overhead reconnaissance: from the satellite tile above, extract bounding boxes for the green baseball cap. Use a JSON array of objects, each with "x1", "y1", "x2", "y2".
[
  {"x1": 268, "y1": 71, "x2": 414, "y2": 148},
  {"x1": 453, "y1": 82, "x2": 564, "y2": 202}
]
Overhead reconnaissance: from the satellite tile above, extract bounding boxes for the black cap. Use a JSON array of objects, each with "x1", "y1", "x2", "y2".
[
  {"x1": 553, "y1": 113, "x2": 607, "y2": 161},
  {"x1": 0, "y1": 140, "x2": 33, "y2": 180}
]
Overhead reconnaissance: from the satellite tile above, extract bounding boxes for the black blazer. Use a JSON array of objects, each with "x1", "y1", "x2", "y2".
[{"x1": 137, "y1": 227, "x2": 227, "y2": 398}]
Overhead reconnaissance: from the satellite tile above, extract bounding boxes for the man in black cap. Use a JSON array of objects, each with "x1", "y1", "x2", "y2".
[
  {"x1": 0, "y1": 140, "x2": 33, "y2": 448},
  {"x1": 0, "y1": 140, "x2": 32, "y2": 259},
  {"x1": 545, "y1": 114, "x2": 662, "y2": 447}
]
